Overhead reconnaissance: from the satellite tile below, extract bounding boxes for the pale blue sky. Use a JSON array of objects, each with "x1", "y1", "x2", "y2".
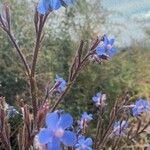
[{"x1": 101, "y1": 0, "x2": 150, "y2": 47}]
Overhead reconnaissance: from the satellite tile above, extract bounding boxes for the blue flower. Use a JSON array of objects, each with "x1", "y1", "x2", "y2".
[
  {"x1": 55, "y1": 75, "x2": 67, "y2": 93},
  {"x1": 132, "y1": 99, "x2": 150, "y2": 117},
  {"x1": 113, "y1": 121, "x2": 128, "y2": 136},
  {"x1": 38, "y1": 111, "x2": 77, "y2": 150},
  {"x1": 81, "y1": 112, "x2": 93, "y2": 122},
  {"x1": 96, "y1": 35, "x2": 116, "y2": 59},
  {"x1": 49, "y1": 0, "x2": 61, "y2": 10},
  {"x1": 37, "y1": 0, "x2": 75, "y2": 14},
  {"x1": 75, "y1": 135, "x2": 93, "y2": 150},
  {"x1": 92, "y1": 92, "x2": 106, "y2": 107},
  {"x1": 78, "y1": 112, "x2": 93, "y2": 129},
  {"x1": 37, "y1": 0, "x2": 50, "y2": 14}
]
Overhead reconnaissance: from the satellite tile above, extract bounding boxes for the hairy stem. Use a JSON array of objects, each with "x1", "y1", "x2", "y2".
[
  {"x1": 6, "y1": 31, "x2": 30, "y2": 76},
  {"x1": 30, "y1": 14, "x2": 46, "y2": 118}
]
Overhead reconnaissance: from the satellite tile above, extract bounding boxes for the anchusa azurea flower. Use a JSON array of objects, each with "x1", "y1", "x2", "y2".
[
  {"x1": 112, "y1": 121, "x2": 128, "y2": 136},
  {"x1": 55, "y1": 75, "x2": 67, "y2": 93},
  {"x1": 81, "y1": 112, "x2": 93, "y2": 122},
  {"x1": 75, "y1": 135, "x2": 93, "y2": 150},
  {"x1": 37, "y1": 0, "x2": 75, "y2": 14},
  {"x1": 132, "y1": 99, "x2": 150, "y2": 117},
  {"x1": 92, "y1": 92, "x2": 106, "y2": 107},
  {"x1": 78, "y1": 112, "x2": 93, "y2": 129},
  {"x1": 38, "y1": 111, "x2": 77, "y2": 150},
  {"x1": 96, "y1": 35, "x2": 116, "y2": 59}
]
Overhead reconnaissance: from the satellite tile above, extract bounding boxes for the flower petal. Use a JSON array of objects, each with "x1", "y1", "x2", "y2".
[
  {"x1": 96, "y1": 46, "x2": 105, "y2": 56},
  {"x1": 103, "y1": 35, "x2": 109, "y2": 45},
  {"x1": 46, "y1": 112, "x2": 59, "y2": 129},
  {"x1": 37, "y1": 0, "x2": 49, "y2": 14},
  {"x1": 87, "y1": 148, "x2": 92, "y2": 150},
  {"x1": 92, "y1": 96, "x2": 98, "y2": 103},
  {"x1": 109, "y1": 38, "x2": 115, "y2": 45},
  {"x1": 38, "y1": 128, "x2": 52, "y2": 144},
  {"x1": 108, "y1": 47, "x2": 116, "y2": 57},
  {"x1": 132, "y1": 107, "x2": 139, "y2": 116},
  {"x1": 50, "y1": 0, "x2": 61, "y2": 10},
  {"x1": 78, "y1": 135, "x2": 85, "y2": 144},
  {"x1": 55, "y1": 75, "x2": 67, "y2": 93},
  {"x1": 85, "y1": 138, "x2": 93, "y2": 146},
  {"x1": 58, "y1": 113, "x2": 73, "y2": 129},
  {"x1": 48, "y1": 138, "x2": 61, "y2": 150},
  {"x1": 63, "y1": 0, "x2": 75, "y2": 5},
  {"x1": 61, "y1": 131, "x2": 77, "y2": 146}
]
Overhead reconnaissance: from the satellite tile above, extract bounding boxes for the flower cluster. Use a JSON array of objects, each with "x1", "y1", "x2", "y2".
[
  {"x1": 81, "y1": 112, "x2": 93, "y2": 122},
  {"x1": 112, "y1": 121, "x2": 128, "y2": 136},
  {"x1": 55, "y1": 75, "x2": 67, "y2": 93},
  {"x1": 78, "y1": 112, "x2": 93, "y2": 129},
  {"x1": 38, "y1": 111, "x2": 93, "y2": 150},
  {"x1": 92, "y1": 92, "x2": 106, "y2": 107},
  {"x1": 75, "y1": 135, "x2": 93, "y2": 150},
  {"x1": 37, "y1": 0, "x2": 75, "y2": 14},
  {"x1": 95, "y1": 35, "x2": 116, "y2": 59},
  {"x1": 132, "y1": 99, "x2": 150, "y2": 117}
]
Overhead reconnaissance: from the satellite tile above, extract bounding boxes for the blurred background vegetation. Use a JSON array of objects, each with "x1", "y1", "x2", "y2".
[
  {"x1": 0, "y1": 0, "x2": 149, "y2": 113},
  {"x1": 0, "y1": 0, "x2": 150, "y2": 149}
]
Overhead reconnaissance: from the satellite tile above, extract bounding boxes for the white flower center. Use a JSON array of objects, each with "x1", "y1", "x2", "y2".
[
  {"x1": 107, "y1": 44, "x2": 112, "y2": 49},
  {"x1": 139, "y1": 105, "x2": 144, "y2": 109},
  {"x1": 54, "y1": 128, "x2": 64, "y2": 138},
  {"x1": 81, "y1": 144, "x2": 86, "y2": 149}
]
